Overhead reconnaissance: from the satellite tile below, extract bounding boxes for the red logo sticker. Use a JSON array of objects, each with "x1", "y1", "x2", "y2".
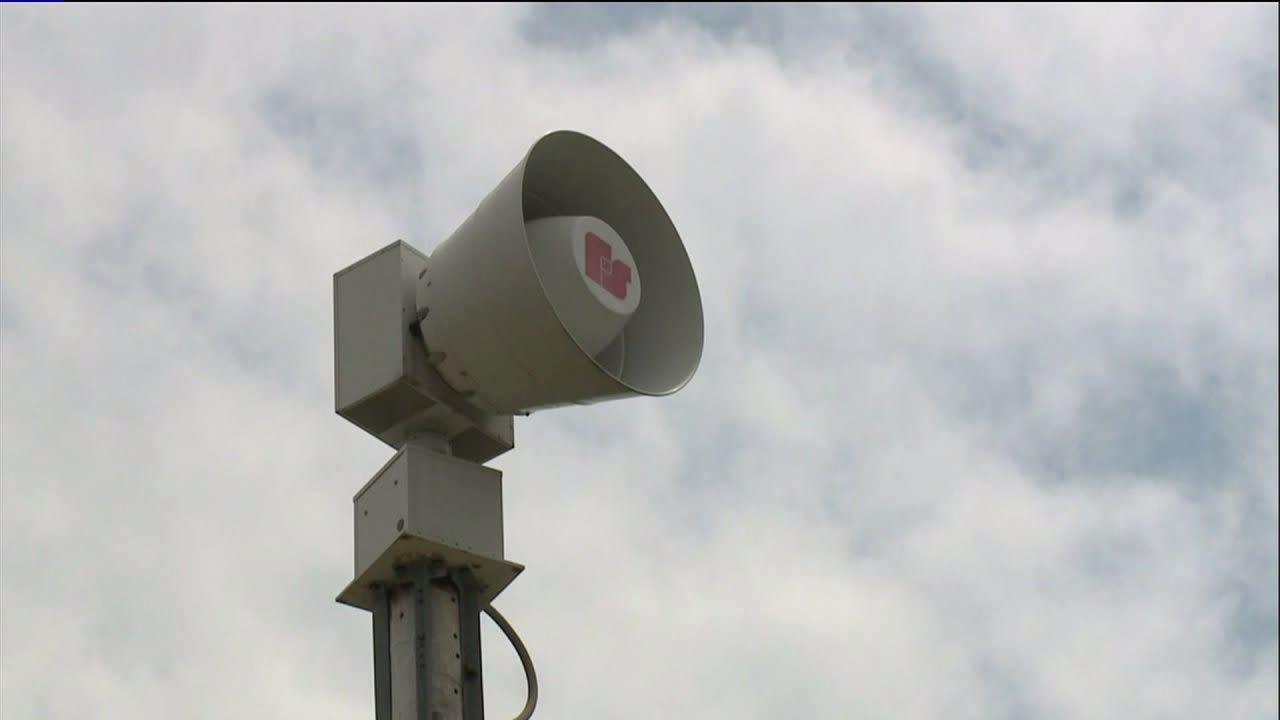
[{"x1": 585, "y1": 231, "x2": 632, "y2": 300}]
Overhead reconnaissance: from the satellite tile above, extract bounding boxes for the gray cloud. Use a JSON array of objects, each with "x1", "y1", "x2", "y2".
[{"x1": 1, "y1": 4, "x2": 1275, "y2": 719}]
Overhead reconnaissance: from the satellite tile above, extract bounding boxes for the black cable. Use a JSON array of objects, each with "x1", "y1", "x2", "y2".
[{"x1": 483, "y1": 603, "x2": 538, "y2": 720}]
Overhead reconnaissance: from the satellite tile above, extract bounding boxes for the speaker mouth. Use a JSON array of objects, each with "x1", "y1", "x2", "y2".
[{"x1": 520, "y1": 131, "x2": 705, "y2": 398}]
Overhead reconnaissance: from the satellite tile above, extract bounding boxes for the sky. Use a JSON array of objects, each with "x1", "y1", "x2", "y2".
[{"x1": 0, "y1": 4, "x2": 1276, "y2": 719}]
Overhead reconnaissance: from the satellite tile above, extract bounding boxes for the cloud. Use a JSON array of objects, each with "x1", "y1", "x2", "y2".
[{"x1": 1, "y1": 4, "x2": 1275, "y2": 719}]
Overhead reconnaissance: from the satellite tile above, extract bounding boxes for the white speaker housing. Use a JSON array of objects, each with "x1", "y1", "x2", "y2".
[{"x1": 417, "y1": 130, "x2": 704, "y2": 415}]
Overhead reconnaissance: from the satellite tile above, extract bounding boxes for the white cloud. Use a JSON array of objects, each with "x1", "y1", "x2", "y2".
[{"x1": 1, "y1": 5, "x2": 1275, "y2": 719}]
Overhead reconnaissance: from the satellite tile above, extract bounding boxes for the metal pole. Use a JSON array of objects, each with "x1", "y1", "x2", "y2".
[
  {"x1": 372, "y1": 586, "x2": 393, "y2": 718},
  {"x1": 374, "y1": 562, "x2": 486, "y2": 720},
  {"x1": 453, "y1": 569, "x2": 486, "y2": 719},
  {"x1": 365, "y1": 437, "x2": 490, "y2": 720}
]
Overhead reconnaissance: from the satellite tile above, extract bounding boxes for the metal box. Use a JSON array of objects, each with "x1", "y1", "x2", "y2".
[
  {"x1": 333, "y1": 240, "x2": 514, "y2": 463},
  {"x1": 338, "y1": 442, "x2": 523, "y2": 611}
]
